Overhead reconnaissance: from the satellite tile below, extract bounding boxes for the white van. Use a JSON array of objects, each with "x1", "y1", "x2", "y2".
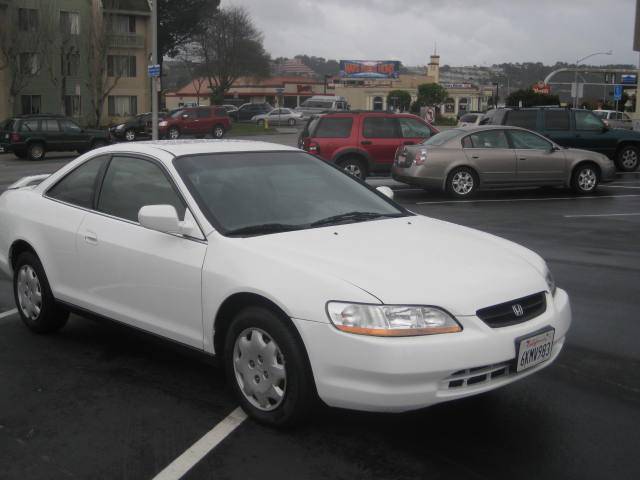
[{"x1": 295, "y1": 96, "x2": 349, "y2": 118}]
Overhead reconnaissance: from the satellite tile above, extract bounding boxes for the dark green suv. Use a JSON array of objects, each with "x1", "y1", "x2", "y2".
[
  {"x1": 482, "y1": 107, "x2": 640, "y2": 171},
  {"x1": 0, "y1": 114, "x2": 110, "y2": 160}
]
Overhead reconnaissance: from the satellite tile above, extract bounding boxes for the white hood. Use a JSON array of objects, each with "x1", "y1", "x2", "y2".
[{"x1": 240, "y1": 216, "x2": 548, "y2": 316}]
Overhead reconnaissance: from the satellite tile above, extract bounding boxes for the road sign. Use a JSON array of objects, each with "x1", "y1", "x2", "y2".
[
  {"x1": 614, "y1": 84, "x2": 623, "y2": 101},
  {"x1": 147, "y1": 64, "x2": 161, "y2": 77}
]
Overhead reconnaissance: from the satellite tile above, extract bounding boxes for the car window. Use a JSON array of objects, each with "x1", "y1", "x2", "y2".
[
  {"x1": 42, "y1": 119, "x2": 60, "y2": 132},
  {"x1": 47, "y1": 156, "x2": 107, "y2": 209},
  {"x1": 593, "y1": 111, "x2": 607, "y2": 119},
  {"x1": 424, "y1": 129, "x2": 463, "y2": 146},
  {"x1": 460, "y1": 114, "x2": 477, "y2": 123},
  {"x1": 504, "y1": 110, "x2": 537, "y2": 129},
  {"x1": 98, "y1": 156, "x2": 186, "y2": 223},
  {"x1": 196, "y1": 108, "x2": 211, "y2": 119},
  {"x1": 469, "y1": 130, "x2": 510, "y2": 148},
  {"x1": 314, "y1": 117, "x2": 353, "y2": 138},
  {"x1": 60, "y1": 119, "x2": 82, "y2": 133},
  {"x1": 20, "y1": 119, "x2": 40, "y2": 132},
  {"x1": 362, "y1": 117, "x2": 401, "y2": 138},
  {"x1": 575, "y1": 111, "x2": 604, "y2": 131},
  {"x1": 170, "y1": 109, "x2": 184, "y2": 118},
  {"x1": 461, "y1": 136, "x2": 473, "y2": 148},
  {"x1": 508, "y1": 130, "x2": 552, "y2": 150},
  {"x1": 543, "y1": 111, "x2": 570, "y2": 130},
  {"x1": 280, "y1": 109, "x2": 291, "y2": 115},
  {"x1": 398, "y1": 118, "x2": 431, "y2": 138}
]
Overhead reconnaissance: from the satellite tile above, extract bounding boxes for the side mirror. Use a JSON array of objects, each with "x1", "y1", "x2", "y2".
[
  {"x1": 376, "y1": 185, "x2": 394, "y2": 200},
  {"x1": 138, "y1": 205, "x2": 194, "y2": 236}
]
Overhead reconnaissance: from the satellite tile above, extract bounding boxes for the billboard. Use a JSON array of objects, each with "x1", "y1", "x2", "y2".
[
  {"x1": 339, "y1": 60, "x2": 400, "y2": 79},
  {"x1": 621, "y1": 74, "x2": 637, "y2": 85}
]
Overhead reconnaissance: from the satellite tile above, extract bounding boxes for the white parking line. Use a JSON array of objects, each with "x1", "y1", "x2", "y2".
[
  {"x1": 0, "y1": 308, "x2": 18, "y2": 324},
  {"x1": 151, "y1": 407, "x2": 247, "y2": 480},
  {"x1": 564, "y1": 212, "x2": 640, "y2": 218},
  {"x1": 604, "y1": 185, "x2": 640, "y2": 189},
  {"x1": 416, "y1": 194, "x2": 640, "y2": 205}
]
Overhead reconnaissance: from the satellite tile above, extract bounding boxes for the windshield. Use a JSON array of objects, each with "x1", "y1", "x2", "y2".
[
  {"x1": 423, "y1": 129, "x2": 463, "y2": 146},
  {"x1": 170, "y1": 109, "x2": 185, "y2": 118},
  {"x1": 174, "y1": 152, "x2": 406, "y2": 235},
  {"x1": 592, "y1": 111, "x2": 607, "y2": 119},
  {"x1": 301, "y1": 100, "x2": 333, "y2": 109}
]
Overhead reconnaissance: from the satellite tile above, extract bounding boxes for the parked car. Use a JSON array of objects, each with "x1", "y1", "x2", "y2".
[
  {"x1": 229, "y1": 103, "x2": 273, "y2": 122},
  {"x1": 158, "y1": 106, "x2": 230, "y2": 139},
  {"x1": 294, "y1": 96, "x2": 349, "y2": 118},
  {"x1": 299, "y1": 111, "x2": 439, "y2": 179},
  {"x1": 392, "y1": 125, "x2": 616, "y2": 197},
  {"x1": 482, "y1": 107, "x2": 640, "y2": 171},
  {"x1": 252, "y1": 108, "x2": 304, "y2": 126},
  {"x1": 110, "y1": 113, "x2": 155, "y2": 142},
  {"x1": 0, "y1": 114, "x2": 110, "y2": 160},
  {"x1": 593, "y1": 110, "x2": 634, "y2": 130},
  {"x1": 221, "y1": 104, "x2": 239, "y2": 114},
  {"x1": 457, "y1": 112, "x2": 485, "y2": 127},
  {"x1": 0, "y1": 140, "x2": 571, "y2": 426}
]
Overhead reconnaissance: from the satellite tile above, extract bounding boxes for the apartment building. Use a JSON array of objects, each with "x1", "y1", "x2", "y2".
[{"x1": 0, "y1": 0, "x2": 151, "y2": 126}]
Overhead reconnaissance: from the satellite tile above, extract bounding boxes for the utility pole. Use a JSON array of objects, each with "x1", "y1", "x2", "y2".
[{"x1": 151, "y1": 0, "x2": 158, "y2": 140}]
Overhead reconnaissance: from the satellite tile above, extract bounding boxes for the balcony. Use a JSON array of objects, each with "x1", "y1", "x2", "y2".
[{"x1": 108, "y1": 34, "x2": 145, "y2": 49}]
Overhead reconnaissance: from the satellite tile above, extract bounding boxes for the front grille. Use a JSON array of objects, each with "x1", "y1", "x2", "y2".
[
  {"x1": 476, "y1": 292, "x2": 546, "y2": 328},
  {"x1": 444, "y1": 361, "x2": 513, "y2": 389}
]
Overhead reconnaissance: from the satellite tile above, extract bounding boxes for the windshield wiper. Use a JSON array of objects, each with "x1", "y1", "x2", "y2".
[
  {"x1": 310, "y1": 211, "x2": 403, "y2": 228},
  {"x1": 226, "y1": 223, "x2": 304, "y2": 237}
]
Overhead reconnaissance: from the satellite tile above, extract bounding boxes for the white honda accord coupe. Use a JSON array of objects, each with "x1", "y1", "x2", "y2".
[{"x1": 0, "y1": 140, "x2": 571, "y2": 426}]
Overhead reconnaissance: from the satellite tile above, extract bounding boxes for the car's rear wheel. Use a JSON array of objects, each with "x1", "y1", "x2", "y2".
[
  {"x1": 616, "y1": 145, "x2": 640, "y2": 171},
  {"x1": 13, "y1": 252, "x2": 68, "y2": 334},
  {"x1": 124, "y1": 129, "x2": 136, "y2": 141},
  {"x1": 213, "y1": 124, "x2": 225, "y2": 139},
  {"x1": 338, "y1": 156, "x2": 367, "y2": 180},
  {"x1": 169, "y1": 127, "x2": 180, "y2": 140},
  {"x1": 224, "y1": 306, "x2": 315, "y2": 427},
  {"x1": 26, "y1": 142, "x2": 45, "y2": 161},
  {"x1": 571, "y1": 163, "x2": 599, "y2": 194},
  {"x1": 288, "y1": 118, "x2": 296, "y2": 126},
  {"x1": 447, "y1": 167, "x2": 478, "y2": 198}
]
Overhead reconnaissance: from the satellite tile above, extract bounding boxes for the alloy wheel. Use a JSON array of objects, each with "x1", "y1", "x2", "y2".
[
  {"x1": 30, "y1": 144, "x2": 44, "y2": 160},
  {"x1": 344, "y1": 163, "x2": 362, "y2": 178},
  {"x1": 125, "y1": 130, "x2": 136, "y2": 141},
  {"x1": 578, "y1": 168, "x2": 597, "y2": 191},
  {"x1": 17, "y1": 265, "x2": 42, "y2": 321},
  {"x1": 621, "y1": 149, "x2": 638, "y2": 169},
  {"x1": 451, "y1": 171, "x2": 474, "y2": 195},
  {"x1": 214, "y1": 127, "x2": 224, "y2": 138},
  {"x1": 233, "y1": 327, "x2": 286, "y2": 411},
  {"x1": 169, "y1": 128, "x2": 180, "y2": 140}
]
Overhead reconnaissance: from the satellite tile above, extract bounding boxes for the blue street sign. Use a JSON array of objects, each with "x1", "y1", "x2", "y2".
[
  {"x1": 147, "y1": 64, "x2": 161, "y2": 77},
  {"x1": 613, "y1": 85, "x2": 623, "y2": 101}
]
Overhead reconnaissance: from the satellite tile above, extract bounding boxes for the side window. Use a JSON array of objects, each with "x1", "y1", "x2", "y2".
[
  {"x1": 398, "y1": 118, "x2": 431, "y2": 138},
  {"x1": 461, "y1": 136, "x2": 473, "y2": 148},
  {"x1": 47, "y1": 156, "x2": 107, "y2": 208},
  {"x1": 504, "y1": 110, "x2": 537, "y2": 129},
  {"x1": 508, "y1": 130, "x2": 552, "y2": 150},
  {"x1": 60, "y1": 119, "x2": 82, "y2": 133},
  {"x1": 196, "y1": 108, "x2": 211, "y2": 119},
  {"x1": 98, "y1": 156, "x2": 186, "y2": 223},
  {"x1": 543, "y1": 111, "x2": 570, "y2": 130},
  {"x1": 575, "y1": 111, "x2": 604, "y2": 131},
  {"x1": 468, "y1": 130, "x2": 509, "y2": 149},
  {"x1": 314, "y1": 118, "x2": 353, "y2": 138},
  {"x1": 43, "y1": 119, "x2": 60, "y2": 132},
  {"x1": 362, "y1": 117, "x2": 401, "y2": 138},
  {"x1": 20, "y1": 119, "x2": 40, "y2": 132}
]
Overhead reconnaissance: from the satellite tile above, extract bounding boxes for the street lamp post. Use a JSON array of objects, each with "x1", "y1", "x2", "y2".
[
  {"x1": 151, "y1": 0, "x2": 158, "y2": 140},
  {"x1": 573, "y1": 50, "x2": 613, "y2": 108}
]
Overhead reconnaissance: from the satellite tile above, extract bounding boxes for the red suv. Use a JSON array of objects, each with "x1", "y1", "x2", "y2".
[
  {"x1": 299, "y1": 111, "x2": 438, "y2": 179},
  {"x1": 159, "y1": 106, "x2": 231, "y2": 140}
]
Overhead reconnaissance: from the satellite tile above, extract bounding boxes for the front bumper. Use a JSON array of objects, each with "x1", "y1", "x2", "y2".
[{"x1": 293, "y1": 288, "x2": 571, "y2": 412}]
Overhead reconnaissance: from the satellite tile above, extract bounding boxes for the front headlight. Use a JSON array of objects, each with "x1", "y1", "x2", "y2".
[
  {"x1": 326, "y1": 302, "x2": 462, "y2": 337},
  {"x1": 158, "y1": 120, "x2": 168, "y2": 127},
  {"x1": 115, "y1": 124, "x2": 125, "y2": 130},
  {"x1": 545, "y1": 267, "x2": 557, "y2": 296}
]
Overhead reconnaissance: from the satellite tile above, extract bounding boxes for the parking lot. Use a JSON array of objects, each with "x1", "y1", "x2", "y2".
[{"x1": 1, "y1": 137, "x2": 639, "y2": 480}]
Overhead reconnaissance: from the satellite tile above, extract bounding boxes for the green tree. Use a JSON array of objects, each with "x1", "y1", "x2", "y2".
[
  {"x1": 416, "y1": 83, "x2": 447, "y2": 107},
  {"x1": 387, "y1": 90, "x2": 411, "y2": 111},
  {"x1": 506, "y1": 88, "x2": 560, "y2": 107},
  {"x1": 158, "y1": 0, "x2": 220, "y2": 59}
]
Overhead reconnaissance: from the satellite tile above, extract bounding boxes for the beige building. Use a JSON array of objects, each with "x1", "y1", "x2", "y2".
[{"x1": 0, "y1": 0, "x2": 9, "y2": 122}]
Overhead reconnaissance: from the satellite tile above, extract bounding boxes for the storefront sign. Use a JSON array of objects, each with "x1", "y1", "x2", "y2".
[
  {"x1": 297, "y1": 84, "x2": 313, "y2": 93},
  {"x1": 339, "y1": 60, "x2": 400, "y2": 79},
  {"x1": 532, "y1": 82, "x2": 551, "y2": 94}
]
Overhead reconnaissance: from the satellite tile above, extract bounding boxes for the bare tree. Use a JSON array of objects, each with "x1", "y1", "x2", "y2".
[
  {"x1": 176, "y1": 45, "x2": 206, "y2": 106},
  {"x1": 196, "y1": 6, "x2": 270, "y2": 104}
]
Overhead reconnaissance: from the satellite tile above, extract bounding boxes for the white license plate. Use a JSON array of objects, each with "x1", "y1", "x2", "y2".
[
  {"x1": 0, "y1": 146, "x2": 4, "y2": 153},
  {"x1": 516, "y1": 328, "x2": 555, "y2": 372}
]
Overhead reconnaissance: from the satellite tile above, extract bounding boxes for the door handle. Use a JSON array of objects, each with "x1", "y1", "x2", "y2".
[
  {"x1": 361, "y1": 141, "x2": 372, "y2": 145},
  {"x1": 519, "y1": 157, "x2": 527, "y2": 161},
  {"x1": 471, "y1": 155, "x2": 480, "y2": 159},
  {"x1": 84, "y1": 231, "x2": 98, "y2": 245}
]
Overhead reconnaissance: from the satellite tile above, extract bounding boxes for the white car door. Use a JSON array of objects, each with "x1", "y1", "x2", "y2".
[{"x1": 74, "y1": 155, "x2": 207, "y2": 348}]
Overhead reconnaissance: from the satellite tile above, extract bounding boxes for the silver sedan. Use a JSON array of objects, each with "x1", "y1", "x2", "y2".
[
  {"x1": 391, "y1": 125, "x2": 617, "y2": 197},
  {"x1": 252, "y1": 108, "x2": 304, "y2": 126}
]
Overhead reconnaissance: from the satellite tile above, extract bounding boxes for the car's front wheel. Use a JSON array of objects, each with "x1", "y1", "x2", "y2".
[
  {"x1": 571, "y1": 163, "x2": 599, "y2": 194},
  {"x1": 616, "y1": 145, "x2": 640, "y2": 171},
  {"x1": 168, "y1": 127, "x2": 180, "y2": 140},
  {"x1": 13, "y1": 252, "x2": 68, "y2": 334},
  {"x1": 125, "y1": 129, "x2": 136, "y2": 141},
  {"x1": 338, "y1": 156, "x2": 367, "y2": 180},
  {"x1": 447, "y1": 167, "x2": 478, "y2": 198},
  {"x1": 213, "y1": 124, "x2": 225, "y2": 138},
  {"x1": 224, "y1": 306, "x2": 315, "y2": 427}
]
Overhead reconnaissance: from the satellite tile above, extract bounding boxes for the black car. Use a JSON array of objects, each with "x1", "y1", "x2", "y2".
[
  {"x1": 482, "y1": 107, "x2": 640, "y2": 171},
  {"x1": 229, "y1": 103, "x2": 273, "y2": 122},
  {"x1": 109, "y1": 113, "x2": 153, "y2": 142},
  {"x1": 0, "y1": 114, "x2": 110, "y2": 160}
]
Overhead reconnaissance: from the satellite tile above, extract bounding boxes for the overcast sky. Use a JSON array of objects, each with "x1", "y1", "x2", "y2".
[{"x1": 221, "y1": 0, "x2": 639, "y2": 67}]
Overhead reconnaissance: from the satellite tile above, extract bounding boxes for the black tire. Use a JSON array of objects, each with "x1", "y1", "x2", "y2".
[
  {"x1": 13, "y1": 252, "x2": 68, "y2": 334},
  {"x1": 26, "y1": 142, "x2": 45, "y2": 161},
  {"x1": 616, "y1": 145, "x2": 640, "y2": 171},
  {"x1": 571, "y1": 163, "x2": 599, "y2": 194},
  {"x1": 446, "y1": 166, "x2": 479, "y2": 198},
  {"x1": 287, "y1": 118, "x2": 296, "y2": 126},
  {"x1": 91, "y1": 139, "x2": 107, "y2": 150},
  {"x1": 224, "y1": 306, "x2": 316, "y2": 427},
  {"x1": 124, "y1": 129, "x2": 136, "y2": 142},
  {"x1": 168, "y1": 127, "x2": 180, "y2": 140},
  {"x1": 213, "y1": 124, "x2": 225, "y2": 139},
  {"x1": 338, "y1": 156, "x2": 367, "y2": 180}
]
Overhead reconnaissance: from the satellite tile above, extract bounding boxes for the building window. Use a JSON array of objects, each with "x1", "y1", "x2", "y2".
[
  {"x1": 19, "y1": 53, "x2": 40, "y2": 75},
  {"x1": 372, "y1": 96, "x2": 384, "y2": 111},
  {"x1": 109, "y1": 14, "x2": 135, "y2": 34},
  {"x1": 18, "y1": 8, "x2": 38, "y2": 32},
  {"x1": 21, "y1": 95, "x2": 41, "y2": 114},
  {"x1": 60, "y1": 11, "x2": 80, "y2": 35},
  {"x1": 64, "y1": 95, "x2": 82, "y2": 117},
  {"x1": 458, "y1": 97, "x2": 468, "y2": 113},
  {"x1": 444, "y1": 98, "x2": 455, "y2": 113},
  {"x1": 108, "y1": 96, "x2": 137, "y2": 116},
  {"x1": 107, "y1": 55, "x2": 137, "y2": 78},
  {"x1": 61, "y1": 53, "x2": 80, "y2": 76}
]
